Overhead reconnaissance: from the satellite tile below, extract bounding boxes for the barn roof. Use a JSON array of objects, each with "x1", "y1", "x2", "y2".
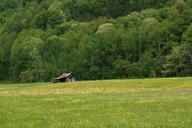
[{"x1": 55, "y1": 73, "x2": 72, "y2": 80}]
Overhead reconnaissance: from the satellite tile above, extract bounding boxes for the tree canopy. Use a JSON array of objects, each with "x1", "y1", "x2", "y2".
[{"x1": 0, "y1": 0, "x2": 192, "y2": 82}]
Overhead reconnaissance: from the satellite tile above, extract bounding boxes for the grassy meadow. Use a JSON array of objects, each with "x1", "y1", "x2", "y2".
[{"x1": 0, "y1": 78, "x2": 192, "y2": 128}]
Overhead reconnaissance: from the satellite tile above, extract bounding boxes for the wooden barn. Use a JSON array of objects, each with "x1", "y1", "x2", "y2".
[{"x1": 53, "y1": 73, "x2": 75, "y2": 83}]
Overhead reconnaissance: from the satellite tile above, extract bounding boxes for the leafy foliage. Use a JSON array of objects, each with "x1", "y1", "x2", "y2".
[{"x1": 0, "y1": 0, "x2": 192, "y2": 82}]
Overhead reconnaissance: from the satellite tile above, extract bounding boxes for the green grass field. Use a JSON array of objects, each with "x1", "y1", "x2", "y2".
[{"x1": 0, "y1": 78, "x2": 192, "y2": 128}]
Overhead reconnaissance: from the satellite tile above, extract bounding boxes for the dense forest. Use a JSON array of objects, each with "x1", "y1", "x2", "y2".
[{"x1": 0, "y1": 0, "x2": 192, "y2": 82}]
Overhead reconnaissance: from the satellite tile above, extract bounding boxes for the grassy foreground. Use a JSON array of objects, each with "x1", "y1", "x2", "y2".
[{"x1": 0, "y1": 78, "x2": 192, "y2": 128}]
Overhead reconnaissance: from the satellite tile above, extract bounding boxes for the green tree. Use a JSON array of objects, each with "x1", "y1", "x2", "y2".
[{"x1": 10, "y1": 29, "x2": 44, "y2": 82}]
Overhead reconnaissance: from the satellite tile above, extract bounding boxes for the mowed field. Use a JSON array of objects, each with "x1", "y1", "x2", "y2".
[{"x1": 0, "y1": 78, "x2": 192, "y2": 128}]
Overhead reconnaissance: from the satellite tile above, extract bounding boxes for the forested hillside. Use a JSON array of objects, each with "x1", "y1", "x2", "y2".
[{"x1": 0, "y1": 0, "x2": 192, "y2": 82}]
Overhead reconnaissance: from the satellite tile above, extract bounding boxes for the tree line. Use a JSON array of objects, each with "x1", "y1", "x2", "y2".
[{"x1": 0, "y1": 0, "x2": 192, "y2": 82}]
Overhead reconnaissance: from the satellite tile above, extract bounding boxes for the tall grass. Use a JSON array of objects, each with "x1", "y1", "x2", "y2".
[{"x1": 0, "y1": 78, "x2": 192, "y2": 128}]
